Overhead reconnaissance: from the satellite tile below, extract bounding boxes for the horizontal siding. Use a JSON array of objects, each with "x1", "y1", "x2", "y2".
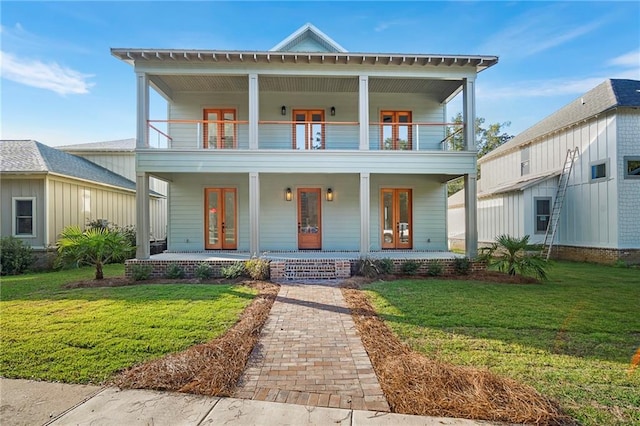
[{"x1": 0, "y1": 178, "x2": 45, "y2": 247}]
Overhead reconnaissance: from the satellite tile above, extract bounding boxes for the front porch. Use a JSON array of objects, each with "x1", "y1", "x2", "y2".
[{"x1": 124, "y1": 250, "x2": 476, "y2": 281}]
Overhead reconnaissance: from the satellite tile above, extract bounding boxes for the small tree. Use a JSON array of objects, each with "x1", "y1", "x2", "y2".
[
  {"x1": 479, "y1": 234, "x2": 549, "y2": 280},
  {"x1": 56, "y1": 226, "x2": 134, "y2": 280}
]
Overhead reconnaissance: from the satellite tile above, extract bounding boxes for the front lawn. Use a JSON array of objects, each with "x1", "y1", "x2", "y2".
[
  {"x1": 0, "y1": 264, "x2": 257, "y2": 384},
  {"x1": 365, "y1": 261, "x2": 640, "y2": 426}
]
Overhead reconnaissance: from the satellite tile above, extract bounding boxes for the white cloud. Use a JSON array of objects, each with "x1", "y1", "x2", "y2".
[
  {"x1": 375, "y1": 19, "x2": 413, "y2": 32},
  {"x1": 0, "y1": 51, "x2": 94, "y2": 95},
  {"x1": 608, "y1": 49, "x2": 640, "y2": 68}
]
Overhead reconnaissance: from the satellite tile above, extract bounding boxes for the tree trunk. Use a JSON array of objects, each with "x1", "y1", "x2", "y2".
[{"x1": 95, "y1": 262, "x2": 104, "y2": 280}]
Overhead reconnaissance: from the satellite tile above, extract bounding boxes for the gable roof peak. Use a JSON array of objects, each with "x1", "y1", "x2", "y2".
[{"x1": 270, "y1": 23, "x2": 347, "y2": 53}]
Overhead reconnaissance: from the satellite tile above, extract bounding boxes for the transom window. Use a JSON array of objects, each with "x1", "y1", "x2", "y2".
[
  {"x1": 590, "y1": 159, "x2": 608, "y2": 182},
  {"x1": 13, "y1": 197, "x2": 35, "y2": 236},
  {"x1": 624, "y1": 156, "x2": 640, "y2": 179}
]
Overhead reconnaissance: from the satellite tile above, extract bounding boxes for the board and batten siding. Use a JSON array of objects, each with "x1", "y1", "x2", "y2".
[
  {"x1": 47, "y1": 176, "x2": 137, "y2": 245},
  {"x1": 478, "y1": 111, "x2": 620, "y2": 248},
  {"x1": 0, "y1": 177, "x2": 46, "y2": 248},
  {"x1": 168, "y1": 174, "x2": 250, "y2": 252},
  {"x1": 617, "y1": 110, "x2": 640, "y2": 248},
  {"x1": 477, "y1": 193, "x2": 524, "y2": 244},
  {"x1": 370, "y1": 174, "x2": 447, "y2": 251},
  {"x1": 260, "y1": 173, "x2": 360, "y2": 251}
]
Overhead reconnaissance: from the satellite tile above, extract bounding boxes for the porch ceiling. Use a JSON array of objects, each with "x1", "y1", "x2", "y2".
[{"x1": 149, "y1": 74, "x2": 462, "y2": 100}]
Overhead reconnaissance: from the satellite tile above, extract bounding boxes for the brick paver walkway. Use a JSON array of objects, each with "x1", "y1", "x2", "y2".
[{"x1": 234, "y1": 282, "x2": 390, "y2": 412}]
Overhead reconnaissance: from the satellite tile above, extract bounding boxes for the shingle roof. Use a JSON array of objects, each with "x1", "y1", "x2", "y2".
[
  {"x1": 480, "y1": 79, "x2": 640, "y2": 163},
  {"x1": 57, "y1": 138, "x2": 135, "y2": 152},
  {"x1": 0, "y1": 140, "x2": 137, "y2": 191}
]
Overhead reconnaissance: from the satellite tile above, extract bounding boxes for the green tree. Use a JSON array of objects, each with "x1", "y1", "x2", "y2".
[
  {"x1": 446, "y1": 113, "x2": 513, "y2": 196},
  {"x1": 56, "y1": 226, "x2": 134, "y2": 279},
  {"x1": 478, "y1": 234, "x2": 549, "y2": 280}
]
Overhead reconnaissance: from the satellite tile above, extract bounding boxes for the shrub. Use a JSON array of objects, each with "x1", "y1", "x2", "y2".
[
  {"x1": 85, "y1": 219, "x2": 136, "y2": 261},
  {"x1": 0, "y1": 236, "x2": 34, "y2": 275},
  {"x1": 376, "y1": 258, "x2": 394, "y2": 275},
  {"x1": 427, "y1": 261, "x2": 443, "y2": 277},
  {"x1": 401, "y1": 259, "x2": 421, "y2": 276},
  {"x1": 478, "y1": 234, "x2": 549, "y2": 280},
  {"x1": 195, "y1": 262, "x2": 212, "y2": 280},
  {"x1": 356, "y1": 257, "x2": 380, "y2": 278},
  {"x1": 131, "y1": 264, "x2": 153, "y2": 281},
  {"x1": 221, "y1": 262, "x2": 246, "y2": 279},
  {"x1": 245, "y1": 258, "x2": 270, "y2": 280},
  {"x1": 165, "y1": 263, "x2": 185, "y2": 279},
  {"x1": 453, "y1": 257, "x2": 471, "y2": 275}
]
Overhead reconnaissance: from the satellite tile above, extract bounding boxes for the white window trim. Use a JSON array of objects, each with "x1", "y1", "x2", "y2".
[
  {"x1": 534, "y1": 197, "x2": 552, "y2": 234},
  {"x1": 624, "y1": 156, "x2": 640, "y2": 179},
  {"x1": 12, "y1": 197, "x2": 36, "y2": 237},
  {"x1": 589, "y1": 158, "x2": 609, "y2": 183}
]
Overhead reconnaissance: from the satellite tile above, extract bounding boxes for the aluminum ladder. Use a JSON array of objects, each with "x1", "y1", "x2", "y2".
[{"x1": 542, "y1": 147, "x2": 579, "y2": 260}]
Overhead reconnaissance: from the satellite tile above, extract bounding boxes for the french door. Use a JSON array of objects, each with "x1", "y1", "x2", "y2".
[
  {"x1": 381, "y1": 111, "x2": 412, "y2": 150},
  {"x1": 293, "y1": 110, "x2": 325, "y2": 150},
  {"x1": 203, "y1": 109, "x2": 236, "y2": 149},
  {"x1": 204, "y1": 188, "x2": 237, "y2": 249},
  {"x1": 298, "y1": 188, "x2": 322, "y2": 250},
  {"x1": 381, "y1": 189, "x2": 412, "y2": 249}
]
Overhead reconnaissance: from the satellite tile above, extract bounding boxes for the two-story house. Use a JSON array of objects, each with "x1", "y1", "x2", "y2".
[
  {"x1": 449, "y1": 79, "x2": 640, "y2": 265},
  {"x1": 113, "y1": 23, "x2": 498, "y2": 278}
]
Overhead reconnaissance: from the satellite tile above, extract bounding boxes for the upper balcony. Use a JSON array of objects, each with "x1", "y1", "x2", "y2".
[{"x1": 146, "y1": 119, "x2": 464, "y2": 151}]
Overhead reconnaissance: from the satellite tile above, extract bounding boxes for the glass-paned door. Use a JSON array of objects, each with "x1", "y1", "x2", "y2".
[
  {"x1": 203, "y1": 109, "x2": 236, "y2": 149},
  {"x1": 381, "y1": 188, "x2": 412, "y2": 249},
  {"x1": 381, "y1": 111, "x2": 412, "y2": 150},
  {"x1": 298, "y1": 188, "x2": 321, "y2": 249},
  {"x1": 205, "y1": 188, "x2": 237, "y2": 249},
  {"x1": 293, "y1": 110, "x2": 325, "y2": 150}
]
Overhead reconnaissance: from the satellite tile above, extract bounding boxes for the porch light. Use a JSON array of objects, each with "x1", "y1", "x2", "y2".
[
  {"x1": 326, "y1": 188, "x2": 334, "y2": 202},
  {"x1": 285, "y1": 188, "x2": 292, "y2": 201},
  {"x1": 281, "y1": 105, "x2": 287, "y2": 116},
  {"x1": 330, "y1": 106, "x2": 336, "y2": 116}
]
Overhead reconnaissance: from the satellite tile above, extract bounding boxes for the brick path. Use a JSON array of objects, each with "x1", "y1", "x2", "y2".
[{"x1": 234, "y1": 282, "x2": 390, "y2": 412}]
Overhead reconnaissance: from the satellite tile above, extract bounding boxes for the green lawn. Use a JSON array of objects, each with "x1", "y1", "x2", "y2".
[
  {"x1": 365, "y1": 261, "x2": 640, "y2": 426},
  {"x1": 0, "y1": 264, "x2": 256, "y2": 384}
]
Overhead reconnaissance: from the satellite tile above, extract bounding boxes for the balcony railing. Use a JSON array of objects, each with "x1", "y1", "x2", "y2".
[{"x1": 146, "y1": 120, "x2": 464, "y2": 151}]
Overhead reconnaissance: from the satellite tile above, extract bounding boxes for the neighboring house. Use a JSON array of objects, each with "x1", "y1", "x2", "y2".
[
  {"x1": 58, "y1": 138, "x2": 167, "y2": 240},
  {"x1": 0, "y1": 140, "x2": 164, "y2": 257},
  {"x1": 112, "y1": 23, "x2": 498, "y2": 260},
  {"x1": 448, "y1": 79, "x2": 640, "y2": 264}
]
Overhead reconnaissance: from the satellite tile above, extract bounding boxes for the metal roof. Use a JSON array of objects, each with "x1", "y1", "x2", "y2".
[
  {"x1": 0, "y1": 140, "x2": 137, "y2": 191},
  {"x1": 478, "y1": 171, "x2": 560, "y2": 198},
  {"x1": 480, "y1": 79, "x2": 640, "y2": 163}
]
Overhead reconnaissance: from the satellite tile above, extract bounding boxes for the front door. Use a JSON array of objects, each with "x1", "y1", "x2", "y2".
[
  {"x1": 293, "y1": 110, "x2": 325, "y2": 150},
  {"x1": 298, "y1": 188, "x2": 321, "y2": 250},
  {"x1": 205, "y1": 188, "x2": 237, "y2": 249},
  {"x1": 381, "y1": 188, "x2": 412, "y2": 249}
]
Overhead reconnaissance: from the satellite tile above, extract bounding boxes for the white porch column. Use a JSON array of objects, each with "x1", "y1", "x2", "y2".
[
  {"x1": 359, "y1": 75, "x2": 369, "y2": 150},
  {"x1": 462, "y1": 78, "x2": 476, "y2": 151},
  {"x1": 136, "y1": 172, "x2": 150, "y2": 259},
  {"x1": 360, "y1": 172, "x2": 371, "y2": 254},
  {"x1": 464, "y1": 174, "x2": 478, "y2": 258},
  {"x1": 136, "y1": 72, "x2": 149, "y2": 149},
  {"x1": 248, "y1": 73, "x2": 259, "y2": 150},
  {"x1": 249, "y1": 172, "x2": 260, "y2": 256}
]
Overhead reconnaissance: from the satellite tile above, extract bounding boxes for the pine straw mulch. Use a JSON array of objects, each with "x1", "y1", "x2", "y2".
[
  {"x1": 111, "y1": 281, "x2": 279, "y2": 396},
  {"x1": 341, "y1": 280, "x2": 577, "y2": 426}
]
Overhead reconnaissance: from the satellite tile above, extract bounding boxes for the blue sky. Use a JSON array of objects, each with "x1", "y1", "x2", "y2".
[{"x1": 1, "y1": 1, "x2": 638, "y2": 146}]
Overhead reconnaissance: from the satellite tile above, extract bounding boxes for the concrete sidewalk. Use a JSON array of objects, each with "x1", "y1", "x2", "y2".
[{"x1": 0, "y1": 380, "x2": 492, "y2": 425}]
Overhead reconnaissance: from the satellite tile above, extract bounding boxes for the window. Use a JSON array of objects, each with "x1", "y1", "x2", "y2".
[
  {"x1": 12, "y1": 197, "x2": 35, "y2": 237},
  {"x1": 590, "y1": 159, "x2": 608, "y2": 182},
  {"x1": 520, "y1": 146, "x2": 530, "y2": 176},
  {"x1": 624, "y1": 156, "x2": 640, "y2": 179},
  {"x1": 534, "y1": 197, "x2": 551, "y2": 234}
]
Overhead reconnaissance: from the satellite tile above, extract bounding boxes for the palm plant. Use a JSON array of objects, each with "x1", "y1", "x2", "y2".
[
  {"x1": 56, "y1": 225, "x2": 134, "y2": 279},
  {"x1": 478, "y1": 234, "x2": 549, "y2": 280}
]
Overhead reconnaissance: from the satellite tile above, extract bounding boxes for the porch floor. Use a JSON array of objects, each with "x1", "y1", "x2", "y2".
[{"x1": 146, "y1": 250, "x2": 463, "y2": 262}]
